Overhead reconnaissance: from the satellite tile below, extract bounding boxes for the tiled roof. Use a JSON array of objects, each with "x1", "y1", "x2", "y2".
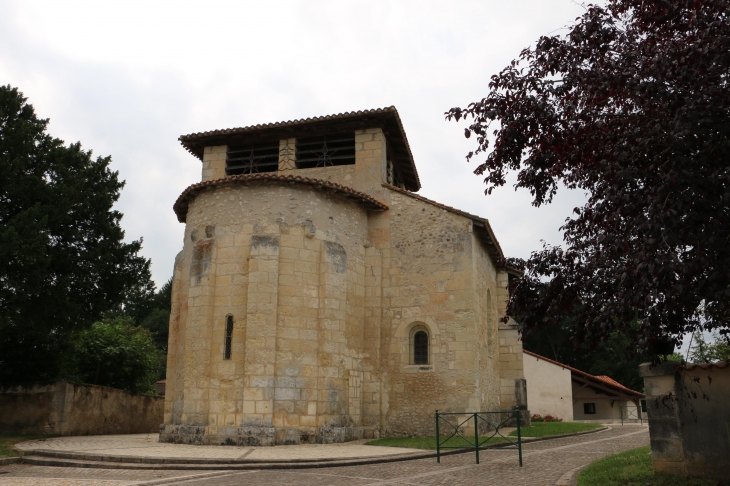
[
  {"x1": 178, "y1": 107, "x2": 421, "y2": 192},
  {"x1": 523, "y1": 350, "x2": 645, "y2": 398},
  {"x1": 382, "y1": 183, "x2": 509, "y2": 268},
  {"x1": 595, "y1": 375, "x2": 624, "y2": 388},
  {"x1": 173, "y1": 174, "x2": 389, "y2": 223},
  {"x1": 594, "y1": 375, "x2": 643, "y2": 395}
]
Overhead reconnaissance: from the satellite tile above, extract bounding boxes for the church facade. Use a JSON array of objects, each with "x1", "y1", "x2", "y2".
[{"x1": 160, "y1": 107, "x2": 527, "y2": 446}]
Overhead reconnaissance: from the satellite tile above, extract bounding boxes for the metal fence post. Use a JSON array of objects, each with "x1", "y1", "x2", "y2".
[
  {"x1": 474, "y1": 412, "x2": 479, "y2": 464},
  {"x1": 515, "y1": 407, "x2": 523, "y2": 467},
  {"x1": 435, "y1": 410, "x2": 440, "y2": 463}
]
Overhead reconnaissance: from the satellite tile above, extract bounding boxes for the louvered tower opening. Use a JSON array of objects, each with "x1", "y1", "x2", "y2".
[
  {"x1": 226, "y1": 141, "x2": 280, "y2": 175},
  {"x1": 295, "y1": 133, "x2": 355, "y2": 169}
]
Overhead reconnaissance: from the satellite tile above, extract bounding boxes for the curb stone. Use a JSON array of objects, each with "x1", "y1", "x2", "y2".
[
  {"x1": 14, "y1": 426, "x2": 610, "y2": 470},
  {"x1": 0, "y1": 457, "x2": 21, "y2": 466},
  {"x1": 555, "y1": 463, "x2": 587, "y2": 486}
]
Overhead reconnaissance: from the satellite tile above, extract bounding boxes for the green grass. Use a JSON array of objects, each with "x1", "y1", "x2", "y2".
[
  {"x1": 365, "y1": 434, "x2": 507, "y2": 450},
  {"x1": 509, "y1": 421, "x2": 602, "y2": 437},
  {"x1": 365, "y1": 421, "x2": 601, "y2": 450},
  {"x1": 577, "y1": 446, "x2": 718, "y2": 485},
  {"x1": 0, "y1": 434, "x2": 56, "y2": 457}
]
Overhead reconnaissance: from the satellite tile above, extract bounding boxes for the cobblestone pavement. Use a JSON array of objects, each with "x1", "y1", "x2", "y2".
[
  {"x1": 14, "y1": 434, "x2": 421, "y2": 461},
  {"x1": 0, "y1": 425, "x2": 649, "y2": 485}
]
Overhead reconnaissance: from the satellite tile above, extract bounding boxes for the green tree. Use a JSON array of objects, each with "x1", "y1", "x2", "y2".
[
  {"x1": 512, "y1": 272, "x2": 649, "y2": 391},
  {"x1": 689, "y1": 331, "x2": 730, "y2": 363},
  {"x1": 0, "y1": 85, "x2": 153, "y2": 389},
  {"x1": 123, "y1": 277, "x2": 172, "y2": 380},
  {"x1": 63, "y1": 318, "x2": 160, "y2": 394},
  {"x1": 520, "y1": 299, "x2": 650, "y2": 391},
  {"x1": 135, "y1": 277, "x2": 172, "y2": 351}
]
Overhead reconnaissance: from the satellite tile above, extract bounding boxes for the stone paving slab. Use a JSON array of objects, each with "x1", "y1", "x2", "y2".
[
  {"x1": 13, "y1": 428, "x2": 609, "y2": 468},
  {"x1": 0, "y1": 465, "x2": 225, "y2": 486},
  {"x1": 14, "y1": 434, "x2": 423, "y2": 463},
  {"x1": 0, "y1": 426, "x2": 650, "y2": 485}
]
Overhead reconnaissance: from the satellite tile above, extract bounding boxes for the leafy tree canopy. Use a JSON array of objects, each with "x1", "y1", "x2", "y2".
[
  {"x1": 135, "y1": 277, "x2": 172, "y2": 352},
  {"x1": 126, "y1": 277, "x2": 172, "y2": 381},
  {"x1": 447, "y1": 0, "x2": 730, "y2": 357},
  {"x1": 689, "y1": 331, "x2": 730, "y2": 363},
  {"x1": 0, "y1": 85, "x2": 154, "y2": 388},
  {"x1": 62, "y1": 317, "x2": 160, "y2": 395}
]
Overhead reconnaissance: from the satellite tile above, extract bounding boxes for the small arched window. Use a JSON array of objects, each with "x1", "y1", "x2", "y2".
[
  {"x1": 413, "y1": 330, "x2": 429, "y2": 365},
  {"x1": 224, "y1": 315, "x2": 233, "y2": 360}
]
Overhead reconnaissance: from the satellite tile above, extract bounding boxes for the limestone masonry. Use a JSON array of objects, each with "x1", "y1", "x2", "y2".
[{"x1": 161, "y1": 107, "x2": 527, "y2": 446}]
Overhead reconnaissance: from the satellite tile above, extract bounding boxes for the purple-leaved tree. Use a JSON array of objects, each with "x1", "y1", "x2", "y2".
[{"x1": 447, "y1": 0, "x2": 730, "y2": 358}]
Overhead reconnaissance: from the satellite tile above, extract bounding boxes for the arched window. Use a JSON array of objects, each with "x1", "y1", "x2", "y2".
[
  {"x1": 224, "y1": 315, "x2": 233, "y2": 360},
  {"x1": 412, "y1": 330, "x2": 429, "y2": 365}
]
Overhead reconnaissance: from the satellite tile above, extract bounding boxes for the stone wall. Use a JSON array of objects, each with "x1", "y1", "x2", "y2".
[
  {"x1": 378, "y1": 191, "x2": 503, "y2": 436},
  {"x1": 640, "y1": 362, "x2": 730, "y2": 481},
  {"x1": 202, "y1": 146, "x2": 227, "y2": 181},
  {"x1": 0, "y1": 381, "x2": 163, "y2": 435},
  {"x1": 163, "y1": 182, "x2": 369, "y2": 445}
]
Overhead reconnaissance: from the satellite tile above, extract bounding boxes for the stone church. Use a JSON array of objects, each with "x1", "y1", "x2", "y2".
[{"x1": 160, "y1": 107, "x2": 527, "y2": 446}]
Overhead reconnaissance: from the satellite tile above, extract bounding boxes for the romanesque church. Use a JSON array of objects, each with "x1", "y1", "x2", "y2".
[{"x1": 160, "y1": 107, "x2": 527, "y2": 445}]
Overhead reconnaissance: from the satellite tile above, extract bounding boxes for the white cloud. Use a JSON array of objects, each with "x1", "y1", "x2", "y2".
[{"x1": 1, "y1": 0, "x2": 592, "y2": 286}]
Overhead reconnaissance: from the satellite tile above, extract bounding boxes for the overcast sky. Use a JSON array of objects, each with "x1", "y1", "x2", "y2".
[{"x1": 1, "y1": 0, "x2": 595, "y2": 289}]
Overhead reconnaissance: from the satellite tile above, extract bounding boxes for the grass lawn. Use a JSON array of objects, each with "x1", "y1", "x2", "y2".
[
  {"x1": 577, "y1": 446, "x2": 718, "y2": 485},
  {"x1": 365, "y1": 421, "x2": 602, "y2": 450},
  {"x1": 364, "y1": 435, "x2": 509, "y2": 450},
  {"x1": 0, "y1": 434, "x2": 55, "y2": 457},
  {"x1": 510, "y1": 421, "x2": 602, "y2": 438}
]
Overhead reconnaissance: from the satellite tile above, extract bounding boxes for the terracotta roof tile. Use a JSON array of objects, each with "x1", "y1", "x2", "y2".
[
  {"x1": 173, "y1": 174, "x2": 388, "y2": 223},
  {"x1": 594, "y1": 375, "x2": 641, "y2": 395}
]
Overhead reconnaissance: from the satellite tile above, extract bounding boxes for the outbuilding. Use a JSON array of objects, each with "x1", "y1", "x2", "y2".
[{"x1": 523, "y1": 350, "x2": 645, "y2": 422}]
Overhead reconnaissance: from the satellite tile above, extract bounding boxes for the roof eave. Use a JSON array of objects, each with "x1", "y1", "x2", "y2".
[
  {"x1": 178, "y1": 107, "x2": 421, "y2": 192},
  {"x1": 173, "y1": 174, "x2": 388, "y2": 223}
]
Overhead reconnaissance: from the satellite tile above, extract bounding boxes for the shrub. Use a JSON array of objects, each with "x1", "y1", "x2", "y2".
[
  {"x1": 62, "y1": 317, "x2": 161, "y2": 394},
  {"x1": 531, "y1": 414, "x2": 563, "y2": 422}
]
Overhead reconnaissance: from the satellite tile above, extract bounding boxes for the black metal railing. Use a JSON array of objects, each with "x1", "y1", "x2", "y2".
[
  {"x1": 620, "y1": 405, "x2": 643, "y2": 425},
  {"x1": 435, "y1": 407, "x2": 523, "y2": 466}
]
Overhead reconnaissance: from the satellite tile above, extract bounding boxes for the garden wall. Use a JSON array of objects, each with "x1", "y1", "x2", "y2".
[
  {"x1": 640, "y1": 361, "x2": 730, "y2": 481},
  {"x1": 0, "y1": 381, "x2": 163, "y2": 435}
]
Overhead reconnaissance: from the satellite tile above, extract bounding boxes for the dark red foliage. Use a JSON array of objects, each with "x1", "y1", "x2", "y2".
[{"x1": 447, "y1": 0, "x2": 730, "y2": 357}]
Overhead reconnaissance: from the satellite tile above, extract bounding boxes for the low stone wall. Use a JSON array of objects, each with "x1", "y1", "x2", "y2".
[
  {"x1": 0, "y1": 381, "x2": 164, "y2": 435},
  {"x1": 159, "y1": 424, "x2": 362, "y2": 446},
  {"x1": 640, "y1": 362, "x2": 730, "y2": 481}
]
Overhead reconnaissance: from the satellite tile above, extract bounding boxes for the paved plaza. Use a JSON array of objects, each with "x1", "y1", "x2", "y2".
[
  {"x1": 13, "y1": 434, "x2": 423, "y2": 463},
  {"x1": 0, "y1": 425, "x2": 648, "y2": 485}
]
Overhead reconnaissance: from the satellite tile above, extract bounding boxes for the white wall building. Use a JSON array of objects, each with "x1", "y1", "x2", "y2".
[{"x1": 523, "y1": 350, "x2": 645, "y2": 423}]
